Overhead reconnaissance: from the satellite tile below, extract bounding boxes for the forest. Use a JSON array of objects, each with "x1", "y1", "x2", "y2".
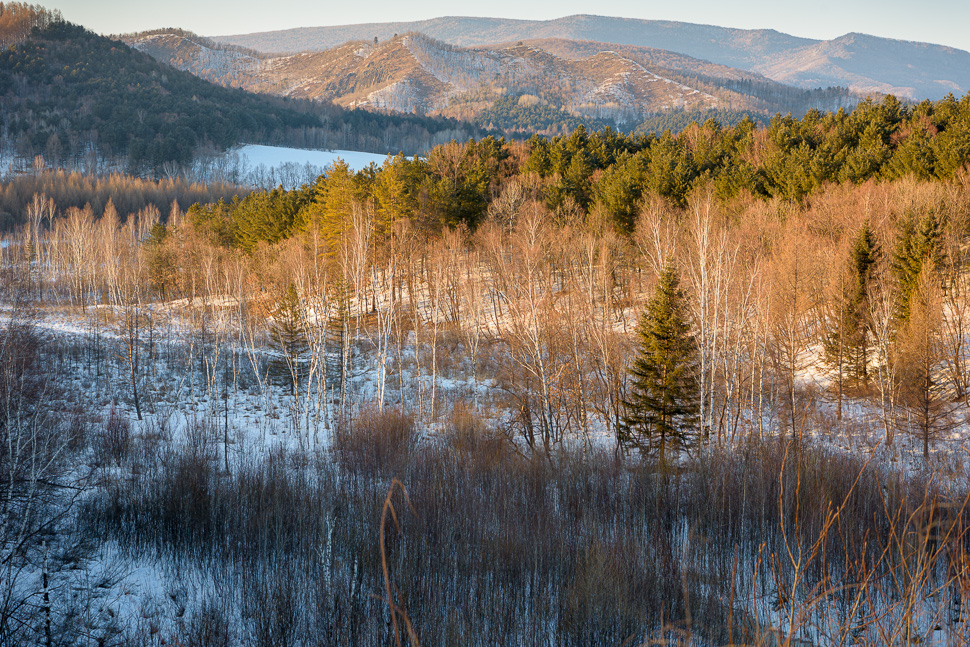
[{"x1": 4, "y1": 59, "x2": 970, "y2": 645}]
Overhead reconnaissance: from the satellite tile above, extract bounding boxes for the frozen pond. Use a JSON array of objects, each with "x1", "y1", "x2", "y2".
[{"x1": 234, "y1": 145, "x2": 394, "y2": 173}]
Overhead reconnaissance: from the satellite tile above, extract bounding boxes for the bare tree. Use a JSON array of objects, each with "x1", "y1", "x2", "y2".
[{"x1": 767, "y1": 227, "x2": 820, "y2": 440}]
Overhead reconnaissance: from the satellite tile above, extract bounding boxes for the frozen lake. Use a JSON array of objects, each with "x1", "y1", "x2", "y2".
[
  {"x1": 235, "y1": 145, "x2": 394, "y2": 172},
  {"x1": 202, "y1": 144, "x2": 407, "y2": 189}
]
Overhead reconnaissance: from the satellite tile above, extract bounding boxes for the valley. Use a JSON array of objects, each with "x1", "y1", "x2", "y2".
[{"x1": 4, "y1": 2, "x2": 970, "y2": 645}]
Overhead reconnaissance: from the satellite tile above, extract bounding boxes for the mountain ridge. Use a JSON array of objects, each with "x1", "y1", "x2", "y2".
[
  {"x1": 211, "y1": 14, "x2": 970, "y2": 101},
  {"x1": 127, "y1": 29, "x2": 856, "y2": 134}
]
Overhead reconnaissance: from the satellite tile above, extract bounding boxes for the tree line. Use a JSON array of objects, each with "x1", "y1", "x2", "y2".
[
  {"x1": 0, "y1": 167, "x2": 246, "y2": 230},
  {"x1": 161, "y1": 92, "x2": 970, "y2": 246}
]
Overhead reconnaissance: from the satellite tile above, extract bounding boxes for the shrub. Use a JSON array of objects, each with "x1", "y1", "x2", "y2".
[
  {"x1": 332, "y1": 406, "x2": 417, "y2": 473},
  {"x1": 94, "y1": 407, "x2": 132, "y2": 465},
  {"x1": 441, "y1": 401, "x2": 511, "y2": 465}
]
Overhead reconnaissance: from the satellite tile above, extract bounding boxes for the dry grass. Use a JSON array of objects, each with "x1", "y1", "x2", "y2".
[{"x1": 80, "y1": 406, "x2": 970, "y2": 646}]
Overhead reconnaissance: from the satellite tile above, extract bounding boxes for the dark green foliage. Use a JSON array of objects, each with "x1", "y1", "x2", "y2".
[
  {"x1": 185, "y1": 199, "x2": 236, "y2": 248},
  {"x1": 0, "y1": 18, "x2": 484, "y2": 172},
  {"x1": 643, "y1": 131, "x2": 697, "y2": 207},
  {"x1": 269, "y1": 284, "x2": 308, "y2": 395},
  {"x1": 145, "y1": 90, "x2": 970, "y2": 249},
  {"x1": 620, "y1": 267, "x2": 700, "y2": 461},
  {"x1": 893, "y1": 209, "x2": 946, "y2": 322},
  {"x1": 425, "y1": 136, "x2": 509, "y2": 228},
  {"x1": 634, "y1": 108, "x2": 768, "y2": 135},
  {"x1": 476, "y1": 93, "x2": 612, "y2": 135},
  {"x1": 824, "y1": 222, "x2": 881, "y2": 388},
  {"x1": 232, "y1": 185, "x2": 315, "y2": 252},
  {"x1": 594, "y1": 151, "x2": 648, "y2": 232},
  {"x1": 0, "y1": 21, "x2": 319, "y2": 172}
]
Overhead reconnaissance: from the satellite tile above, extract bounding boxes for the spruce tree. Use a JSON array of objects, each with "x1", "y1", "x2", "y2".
[
  {"x1": 270, "y1": 284, "x2": 308, "y2": 395},
  {"x1": 893, "y1": 209, "x2": 945, "y2": 323},
  {"x1": 620, "y1": 267, "x2": 700, "y2": 463},
  {"x1": 824, "y1": 221, "x2": 881, "y2": 399}
]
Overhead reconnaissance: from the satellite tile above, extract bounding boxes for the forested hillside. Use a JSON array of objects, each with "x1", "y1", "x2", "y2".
[
  {"x1": 0, "y1": 18, "x2": 317, "y2": 171},
  {"x1": 171, "y1": 92, "x2": 970, "y2": 245},
  {"x1": 0, "y1": 10, "x2": 484, "y2": 175}
]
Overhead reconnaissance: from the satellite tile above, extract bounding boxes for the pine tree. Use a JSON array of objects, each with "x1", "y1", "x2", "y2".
[
  {"x1": 824, "y1": 221, "x2": 881, "y2": 410},
  {"x1": 620, "y1": 267, "x2": 700, "y2": 464},
  {"x1": 304, "y1": 160, "x2": 362, "y2": 255},
  {"x1": 894, "y1": 209, "x2": 945, "y2": 323},
  {"x1": 270, "y1": 284, "x2": 308, "y2": 396}
]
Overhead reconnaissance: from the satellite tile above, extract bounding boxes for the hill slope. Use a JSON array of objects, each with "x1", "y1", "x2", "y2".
[
  {"x1": 0, "y1": 20, "x2": 318, "y2": 171},
  {"x1": 128, "y1": 30, "x2": 854, "y2": 134},
  {"x1": 213, "y1": 15, "x2": 970, "y2": 101},
  {"x1": 0, "y1": 21, "x2": 483, "y2": 174}
]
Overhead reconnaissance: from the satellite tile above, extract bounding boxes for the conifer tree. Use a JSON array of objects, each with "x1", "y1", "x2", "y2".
[
  {"x1": 372, "y1": 154, "x2": 421, "y2": 245},
  {"x1": 270, "y1": 283, "x2": 308, "y2": 396},
  {"x1": 824, "y1": 221, "x2": 881, "y2": 406},
  {"x1": 620, "y1": 266, "x2": 700, "y2": 463},
  {"x1": 894, "y1": 209, "x2": 945, "y2": 323},
  {"x1": 896, "y1": 266, "x2": 954, "y2": 459},
  {"x1": 303, "y1": 160, "x2": 361, "y2": 255}
]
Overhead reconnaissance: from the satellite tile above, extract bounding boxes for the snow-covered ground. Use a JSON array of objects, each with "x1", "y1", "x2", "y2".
[
  {"x1": 203, "y1": 145, "x2": 407, "y2": 189},
  {"x1": 5, "y1": 296, "x2": 970, "y2": 645},
  {"x1": 233, "y1": 145, "x2": 394, "y2": 173},
  {"x1": 1, "y1": 145, "x2": 402, "y2": 188}
]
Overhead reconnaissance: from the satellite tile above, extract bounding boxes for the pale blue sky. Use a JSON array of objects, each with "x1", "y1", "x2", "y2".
[{"x1": 42, "y1": 0, "x2": 970, "y2": 52}]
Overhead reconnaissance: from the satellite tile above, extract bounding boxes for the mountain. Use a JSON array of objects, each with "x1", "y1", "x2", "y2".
[
  {"x1": 213, "y1": 15, "x2": 970, "y2": 101},
  {"x1": 0, "y1": 17, "x2": 319, "y2": 171},
  {"x1": 127, "y1": 31, "x2": 720, "y2": 130},
  {"x1": 755, "y1": 32, "x2": 970, "y2": 99},
  {"x1": 0, "y1": 17, "x2": 481, "y2": 174},
  {"x1": 126, "y1": 30, "x2": 854, "y2": 134}
]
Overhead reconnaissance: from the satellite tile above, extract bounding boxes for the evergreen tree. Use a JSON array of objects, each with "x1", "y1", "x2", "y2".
[
  {"x1": 620, "y1": 267, "x2": 700, "y2": 463},
  {"x1": 824, "y1": 221, "x2": 881, "y2": 396},
  {"x1": 270, "y1": 284, "x2": 308, "y2": 396},
  {"x1": 893, "y1": 209, "x2": 945, "y2": 323},
  {"x1": 372, "y1": 153, "x2": 422, "y2": 245},
  {"x1": 303, "y1": 160, "x2": 363, "y2": 254},
  {"x1": 896, "y1": 266, "x2": 954, "y2": 459}
]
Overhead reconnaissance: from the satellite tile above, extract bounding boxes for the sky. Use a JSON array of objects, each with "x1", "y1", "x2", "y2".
[{"x1": 40, "y1": 0, "x2": 970, "y2": 52}]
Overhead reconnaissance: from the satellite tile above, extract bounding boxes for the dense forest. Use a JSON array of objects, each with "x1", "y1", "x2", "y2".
[
  {"x1": 134, "y1": 91, "x2": 970, "y2": 248},
  {"x1": 475, "y1": 93, "x2": 612, "y2": 135},
  {"x1": 0, "y1": 168, "x2": 247, "y2": 229},
  {"x1": 634, "y1": 108, "x2": 769, "y2": 135}
]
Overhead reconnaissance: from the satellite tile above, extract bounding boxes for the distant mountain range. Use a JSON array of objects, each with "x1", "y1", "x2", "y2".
[
  {"x1": 126, "y1": 30, "x2": 854, "y2": 134},
  {"x1": 212, "y1": 15, "x2": 970, "y2": 101}
]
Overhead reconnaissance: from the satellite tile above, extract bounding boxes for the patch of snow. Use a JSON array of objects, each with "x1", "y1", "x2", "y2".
[
  {"x1": 234, "y1": 145, "x2": 392, "y2": 174},
  {"x1": 205, "y1": 145, "x2": 403, "y2": 189}
]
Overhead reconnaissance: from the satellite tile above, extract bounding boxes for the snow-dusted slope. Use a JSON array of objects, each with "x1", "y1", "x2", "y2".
[
  {"x1": 213, "y1": 15, "x2": 970, "y2": 101},
  {"x1": 125, "y1": 31, "x2": 721, "y2": 127},
  {"x1": 236, "y1": 145, "x2": 392, "y2": 172}
]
